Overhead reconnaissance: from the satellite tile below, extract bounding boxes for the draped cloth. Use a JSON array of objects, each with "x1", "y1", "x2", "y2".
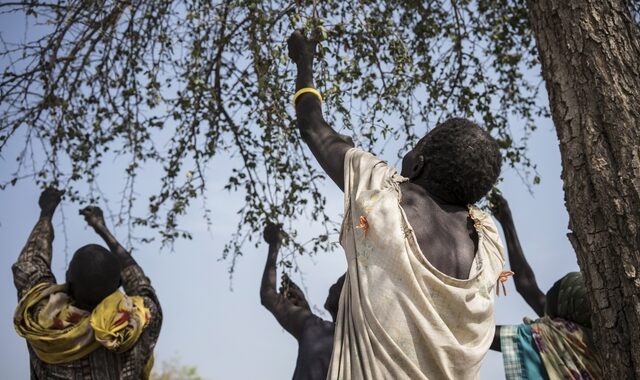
[
  {"x1": 15, "y1": 282, "x2": 152, "y2": 376},
  {"x1": 327, "y1": 148, "x2": 505, "y2": 380},
  {"x1": 501, "y1": 324, "x2": 550, "y2": 380},
  {"x1": 530, "y1": 317, "x2": 602, "y2": 380},
  {"x1": 501, "y1": 271, "x2": 601, "y2": 380}
]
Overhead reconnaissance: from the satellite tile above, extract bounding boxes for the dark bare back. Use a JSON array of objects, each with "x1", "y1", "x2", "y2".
[{"x1": 399, "y1": 182, "x2": 478, "y2": 280}]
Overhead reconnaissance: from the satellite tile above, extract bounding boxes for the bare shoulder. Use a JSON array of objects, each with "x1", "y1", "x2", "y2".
[{"x1": 399, "y1": 182, "x2": 477, "y2": 279}]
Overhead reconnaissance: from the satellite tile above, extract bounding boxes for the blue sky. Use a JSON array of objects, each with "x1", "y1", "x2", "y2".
[{"x1": 0, "y1": 10, "x2": 579, "y2": 380}]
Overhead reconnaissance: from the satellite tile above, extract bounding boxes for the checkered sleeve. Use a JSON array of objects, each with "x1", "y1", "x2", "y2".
[
  {"x1": 119, "y1": 264, "x2": 162, "y2": 379},
  {"x1": 500, "y1": 325, "x2": 526, "y2": 380},
  {"x1": 12, "y1": 217, "x2": 56, "y2": 299}
]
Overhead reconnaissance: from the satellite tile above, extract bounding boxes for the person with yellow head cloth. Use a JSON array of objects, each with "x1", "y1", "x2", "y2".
[{"x1": 12, "y1": 187, "x2": 162, "y2": 380}]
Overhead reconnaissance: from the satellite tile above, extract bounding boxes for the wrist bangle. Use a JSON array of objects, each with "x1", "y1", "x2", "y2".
[{"x1": 293, "y1": 87, "x2": 322, "y2": 107}]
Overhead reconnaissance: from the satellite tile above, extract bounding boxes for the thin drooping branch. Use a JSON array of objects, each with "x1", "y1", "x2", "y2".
[{"x1": 1, "y1": 0, "x2": 544, "y2": 272}]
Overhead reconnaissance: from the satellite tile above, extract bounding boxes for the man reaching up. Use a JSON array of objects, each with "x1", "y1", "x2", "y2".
[
  {"x1": 12, "y1": 188, "x2": 161, "y2": 379},
  {"x1": 260, "y1": 223, "x2": 345, "y2": 380},
  {"x1": 287, "y1": 31, "x2": 505, "y2": 379}
]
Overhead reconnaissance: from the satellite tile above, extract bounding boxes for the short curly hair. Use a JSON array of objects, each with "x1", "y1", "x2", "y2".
[
  {"x1": 67, "y1": 244, "x2": 121, "y2": 309},
  {"x1": 417, "y1": 118, "x2": 501, "y2": 205}
]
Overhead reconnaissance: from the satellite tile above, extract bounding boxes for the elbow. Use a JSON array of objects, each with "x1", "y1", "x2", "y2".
[
  {"x1": 513, "y1": 280, "x2": 542, "y2": 306},
  {"x1": 296, "y1": 117, "x2": 316, "y2": 144},
  {"x1": 296, "y1": 107, "x2": 324, "y2": 136},
  {"x1": 260, "y1": 290, "x2": 274, "y2": 309},
  {"x1": 513, "y1": 281, "x2": 530, "y2": 297},
  {"x1": 297, "y1": 124, "x2": 311, "y2": 143}
]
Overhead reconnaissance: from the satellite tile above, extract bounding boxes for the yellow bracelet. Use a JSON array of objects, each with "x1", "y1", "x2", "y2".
[{"x1": 293, "y1": 87, "x2": 322, "y2": 107}]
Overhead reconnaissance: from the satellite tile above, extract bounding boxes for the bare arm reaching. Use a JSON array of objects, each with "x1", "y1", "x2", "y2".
[
  {"x1": 260, "y1": 223, "x2": 313, "y2": 340},
  {"x1": 79, "y1": 206, "x2": 158, "y2": 304},
  {"x1": 79, "y1": 206, "x2": 136, "y2": 269},
  {"x1": 491, "y1": 194, "x2": 546, "y2": 317},
  {"x1": 288, "y1": 31, "x2": 353, "y2": 191}
]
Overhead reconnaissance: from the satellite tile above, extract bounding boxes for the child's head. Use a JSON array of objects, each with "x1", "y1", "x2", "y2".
[{"x1": 401, "y1": 118, "x2": 501, "y2": 205}]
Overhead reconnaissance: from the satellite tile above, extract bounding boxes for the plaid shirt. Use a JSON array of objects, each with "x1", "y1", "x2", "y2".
[
  {"x1": 500, "y1": 325, "x2": 525, "y2": 380},
  {"x1": 12, "y1": 217, "x2": 162, "y2": 380}
]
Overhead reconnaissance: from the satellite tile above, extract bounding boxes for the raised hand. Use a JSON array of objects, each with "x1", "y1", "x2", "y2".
[
  {"x1": 287, "y1": 30, "x2": 317, "y2": 65},
  {"x1": 39, "y1": 187, "x2": 64, "y2": 217},
  {"x1": 263, "y1": 222, "x2": 284, "y2": 246},
  {"x1": 79, "y1": 206, "x2": 106, "y2": 229},
  {"x1": 280, "y1": 273, "x2": 310, "y2": 309}
]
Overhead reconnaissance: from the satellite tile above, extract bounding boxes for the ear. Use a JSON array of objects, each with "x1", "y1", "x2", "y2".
[{"x1": 407, "y1": 154, "x2": 425, "y2": 180}]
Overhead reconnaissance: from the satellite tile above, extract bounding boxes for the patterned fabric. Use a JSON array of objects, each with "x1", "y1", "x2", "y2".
[
  {"x1": 327, "y1": 148, "x2": 505, "y2": 380},
  {"x1": 15, "y1": 283, "x2": 151, "y2": 364},
  {"x1": 15, "y1": 283, "x2": 99, "y2": 363},
  {"x1": 91, "y1": 290, "x2": 151, "y2": 352},
  {"x1": 12, "y1": 217, "x2": 162, "y2": 380},
  {"x1": 531, "y1": 317, "x2": 602, "y2": 380},
  {"x1": 500, "y1": 324, "x2": 549, "y2": 380}
]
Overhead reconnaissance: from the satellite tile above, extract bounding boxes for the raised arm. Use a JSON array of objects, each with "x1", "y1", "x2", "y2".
[
  {"x1": 260, "y1": 223, "x2": 313, "y2": 340},
  {"x1": 288, "y1": 31, "x2": 353, "y2": 191},
  {"x1": 79, "y1": 206, "x2": 136, "y2": 269},
  {"x1": 80, "y1": 206, "x2": 162, "y2": 366},
  {"x1": 12, "y1": 188, "x2": 64, "y2": 298},
  {"x1": 491, "y1": 194, "x2": 546, "y2": 317},
  {"x1": 79, "y1": 206, "x2": 159, "y2": 301}
]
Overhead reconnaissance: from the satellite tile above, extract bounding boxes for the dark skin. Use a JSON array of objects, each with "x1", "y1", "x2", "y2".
[
  {"x1": 78, "y1": 206, "x2": 137, "y2": 269},
  {"x1": 39, "y1": 187, "x2": 65, "y2": 219},
  {"x1": 260, "y1": 223, "x2": 341, "y2": 340},
  {"x1": 289, "y1": 31, "x2": 477, "y2": 279},
  {"x1": 489, "y1": 193, "x2": 546, "y2": 351}
]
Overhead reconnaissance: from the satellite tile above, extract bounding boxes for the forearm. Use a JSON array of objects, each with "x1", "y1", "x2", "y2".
[
  {"x1": 500, "y1": 215, "x2": 546, "y2": 315},
  {"x1": 502, "y1": 222, "x2": 537, "y2": 288},
  {"x1": 490, "y1": 326, "x2": 502, "y2": 352},
  {"x1": 295, "y1": 60, "x2": 314, "y2": 90},
  {"x1": 260, "y1": 244, "x2": 280, "y2": 305},
  {"x1": 16, "y1": 215, "x2": 54, "y2": 267},
  {"x1": 294, "y1": 64, "x2": 351, "y2": 189},
  {"x1": 13, "y1": 214, "x2": 56, "y2": 297},
  {"x1": 93, "y1": 225, "x2": 154, "y2": 297},
  {"x1": 294, "y1": 60, "x2": 331, "y2": 137},
  {"x1": 92, "y1": 224, "x2": 137, "y2": 269}
]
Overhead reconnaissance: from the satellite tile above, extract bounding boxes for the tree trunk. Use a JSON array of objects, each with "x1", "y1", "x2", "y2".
[{"x1": 526, "y1": 0, "x2": 640, "y2": 378}]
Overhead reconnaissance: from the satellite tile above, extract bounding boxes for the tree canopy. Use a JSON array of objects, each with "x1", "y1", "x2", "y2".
[{"x1": 0, "y1": 0, "x2": 547, "y2": 266}]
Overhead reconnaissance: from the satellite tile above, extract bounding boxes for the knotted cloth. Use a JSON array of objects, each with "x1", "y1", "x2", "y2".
[{"x1": 15, "y1": 282, "x2": 151, "y2": 365}]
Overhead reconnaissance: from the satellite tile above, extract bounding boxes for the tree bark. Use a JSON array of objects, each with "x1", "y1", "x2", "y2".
[{"x1": 527, "y1": 0, "x2": 640, "y2": 378}]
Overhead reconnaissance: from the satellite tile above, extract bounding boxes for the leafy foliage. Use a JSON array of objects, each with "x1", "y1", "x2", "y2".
[{"x1": 0, "y1": 0, "x2": 545, "y2": 269}]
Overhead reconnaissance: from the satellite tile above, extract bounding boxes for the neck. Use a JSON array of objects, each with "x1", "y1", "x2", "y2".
[{"x1": 405, "y1": 180, "x2": 451, "y2": 204}]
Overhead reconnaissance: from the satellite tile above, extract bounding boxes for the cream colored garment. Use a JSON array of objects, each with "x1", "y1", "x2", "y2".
[{"x1": 327, "y1": 148, "x2": 505, "y2": 380}]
